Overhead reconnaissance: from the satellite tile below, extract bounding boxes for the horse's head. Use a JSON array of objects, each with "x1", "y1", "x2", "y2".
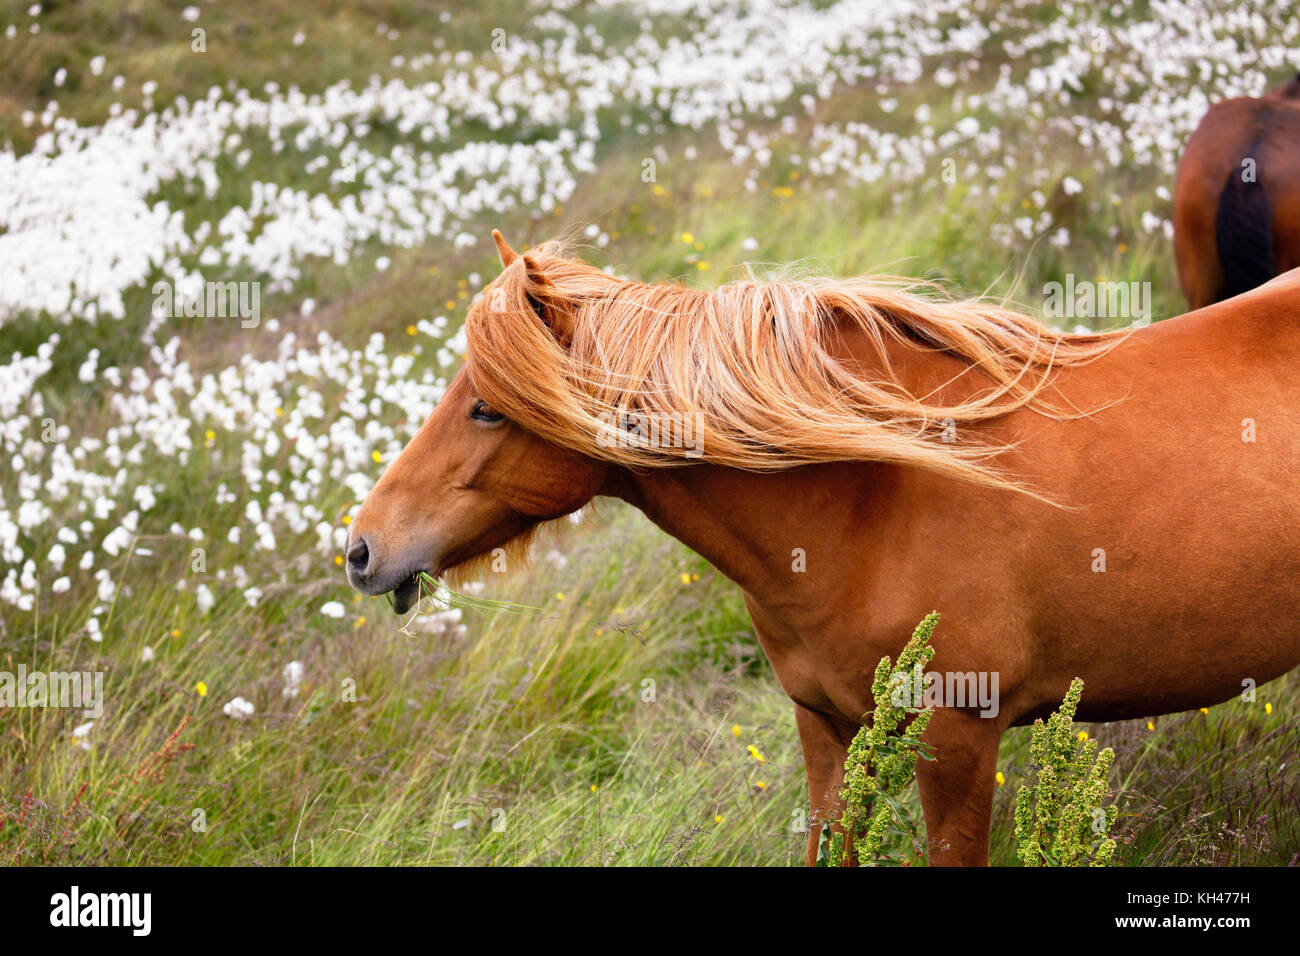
[
  {"x1": 346, "y1": 231, "x2": 609, "y2": 612},
  {"x1": 347, "y1": 228, "x2": 1100, "y2": 611}
]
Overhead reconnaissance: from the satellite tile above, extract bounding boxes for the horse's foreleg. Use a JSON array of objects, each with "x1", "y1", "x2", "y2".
[
  {"x1": 915, "y1": 711, "x2": 1003, "y2": 866},
  {"x1": 794, "y1": 703, "x2": 855, "y2": 866}
]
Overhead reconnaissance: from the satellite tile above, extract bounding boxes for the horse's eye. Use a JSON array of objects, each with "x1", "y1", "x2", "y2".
[{"x1": 470, "y1": 398, "x2": 505, "y2": 423}]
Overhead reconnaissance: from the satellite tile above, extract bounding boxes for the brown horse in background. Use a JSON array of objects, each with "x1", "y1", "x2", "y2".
[
  {"x1": 1174, "y1": 73, "x2": 1300, "y2": 309},
  {"x1": 346, "y1": 231, "x2": 1300, "y2": 865}
]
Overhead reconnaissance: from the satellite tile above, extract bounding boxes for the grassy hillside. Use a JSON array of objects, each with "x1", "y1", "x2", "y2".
[{"x1": 1, "y1": 0, "x2": 1296, "y2": 865}]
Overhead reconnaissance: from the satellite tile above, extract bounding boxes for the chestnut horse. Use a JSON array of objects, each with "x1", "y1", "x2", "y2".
[
  {"x1": 1174, "y1": 72, "x2": 1300, "y2": 309},
  {"x1": 347, "y1": 231, "x2": 1300, "y2": 866}
]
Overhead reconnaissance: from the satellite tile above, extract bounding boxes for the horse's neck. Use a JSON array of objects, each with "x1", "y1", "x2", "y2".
[
  {"x1": 607, "y1": 466, "x2": 768, "y2": 591},
  {"x1": 606, "y1": 458, "x2": 893, "y2": 604},
  {"x1": 833, "y1": 319, "x2": 997, "y2": 407},
  {"x1": 601, "y1": 332, "x2": 977, "y2": 589}
]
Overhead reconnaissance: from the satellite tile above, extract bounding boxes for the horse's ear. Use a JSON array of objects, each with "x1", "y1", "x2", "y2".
[
  {"x1": 520, "y1": 254, "x2": 572, "y2": 346},
  {"x1": 492, "y1": 229, "x2": 518, "y2": 267}
]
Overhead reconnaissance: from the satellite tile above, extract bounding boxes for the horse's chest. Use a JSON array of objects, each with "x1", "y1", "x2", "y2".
[{"x1": 744, "y1": 605, "x2": 879, "y2": 720}]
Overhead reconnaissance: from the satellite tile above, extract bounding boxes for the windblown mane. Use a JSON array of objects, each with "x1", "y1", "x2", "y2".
[{"x1": 465, "y1": 240, "x2": 1123, "y2": 494}]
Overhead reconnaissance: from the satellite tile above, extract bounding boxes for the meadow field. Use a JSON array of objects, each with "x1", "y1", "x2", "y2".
[{"x1": 1, "y1": 0, "x2": 1297, "y2": 866}]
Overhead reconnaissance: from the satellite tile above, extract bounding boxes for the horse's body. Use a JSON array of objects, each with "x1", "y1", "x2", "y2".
[
  {"x1": 1174, "y1": 74, "x2": 1300, "y2": 309},
  {"x1": 609, "y1": 269, "x2": 1300, "y2": 863},
  {"x1": 347, "y1": 232, "x2": 1300, "y2": 865}
]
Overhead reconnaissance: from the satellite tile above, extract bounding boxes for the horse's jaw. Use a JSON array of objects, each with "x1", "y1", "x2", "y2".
[{"x1": 390, "y1": 573, "x2": 421, "y2": 614}]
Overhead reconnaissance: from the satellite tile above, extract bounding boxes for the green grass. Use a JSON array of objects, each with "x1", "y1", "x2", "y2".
[
  {"x1": 3, "y1": 507, "x2": 807, "y2": 866},
  {"x1": 2, "y1": 0, "x2": 1297, "y2": 866}
]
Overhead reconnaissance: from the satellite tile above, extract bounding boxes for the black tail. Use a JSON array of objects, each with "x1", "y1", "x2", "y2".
[{"x1": 1215, "y1": 151, "x2": 1275, "y2": 301}]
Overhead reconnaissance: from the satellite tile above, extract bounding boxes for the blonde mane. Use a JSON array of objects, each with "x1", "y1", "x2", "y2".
[{"x1": 464, "y1": 239, "x2": 1123, "y2": 494}]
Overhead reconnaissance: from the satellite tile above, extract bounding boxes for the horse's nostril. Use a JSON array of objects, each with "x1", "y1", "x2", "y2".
[{"x1": 347, "y1": 537, "x2": 370, "y2": 571}]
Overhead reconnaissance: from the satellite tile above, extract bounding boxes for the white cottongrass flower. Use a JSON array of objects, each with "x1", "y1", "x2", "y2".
[
  {"x1": 282, "y1": 660, "x2": 304, "y2": 699},
  {"x1": 222, "y1": 696, "x2": 255, "y2": 719}
]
